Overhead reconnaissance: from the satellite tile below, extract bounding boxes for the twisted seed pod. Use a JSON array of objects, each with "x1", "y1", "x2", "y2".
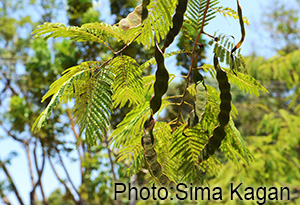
[
  {"x1": 198, "y1": 55, "x2": 231, "y2": 163},
  {"x1": 144, "y1": 147, "x2": 157, "y2": 163},
  {"x1": 183, "y1": 64, "x2": 206, "y2": 136},
  {"x1": 230, "y1": 0, "x2": 245, "y2": 72},
  {"x1": 141, "y1": 117, "x2": 155, "y2": 148},
  {"x1": 149, "y1": 38, "x2": 169, "y2": 114},
  {"x1": 193, "y1": 69, "x2": 206, "y2": 123},
  {"x1": 142, "y1": 118, "x2": 176, "y2": 189},
  {"x1": 141, "y1": 0, "x2": 150, "y2": 22},
  {"x1": 162, "y1": 0, "x2": 188, "y2": 52},
  {"x1": 216, "y1": 61, "x2": 231, "y2": 127}
]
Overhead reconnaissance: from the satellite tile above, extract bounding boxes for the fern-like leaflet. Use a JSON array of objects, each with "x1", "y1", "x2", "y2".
[
  {"x1": 32, "y1": 62, "x2": 113, "y2": 147},
  {"x1": 32, "y1": 22, "x2": 125, "y2": 52},
  {"x1": 109, "y1": 55, "x2": 144, "y2": 108}
]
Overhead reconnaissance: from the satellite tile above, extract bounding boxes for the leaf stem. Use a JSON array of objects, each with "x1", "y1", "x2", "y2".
[{"x1": 175, "y1": 0, "x2": 211, "y2": 128}]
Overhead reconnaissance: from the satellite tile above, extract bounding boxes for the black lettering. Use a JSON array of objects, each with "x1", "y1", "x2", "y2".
[
  {"x1": 157, "y1": 187, "x2": 168, "y2": 200},
  {"x1": 151, "y1": 183, "x2": 157, "y2": 200},
  {"x1": 212, "y1": 187, "x2": 222, "y2": 200},
  {"x1": 189, "y1": 183, "x2": 193, "y2": 200},
  {"x1": 244, "y1": 187, "x2": 254, "y2": 200},
  {"x1": 268, "y1": 187, "x2": 278, "y2": 200},
  {"x1": 280, "y1": 187, "x2": 290, "y2": 200},
  {"x1": 231, "y1": 183, "x2": 243, "y2": 200},
  {"x1": 115, "y1": 183, "x2": 126, "y2": 200},
  {"x1": 176, "y1": 183, "x2": 187, "y2": 200},
  {"x1": 195, "y1": 187, "x2": 210, "y2": 200},
  {"x1": 140, "y1": 187, "x2": 150, "y2": 200},
  {"x1": 256, "y1": 187, "x2": 266, "y2": 205},
  {"x1": 128, "y1": 183, "x2": 137, "y2": 200}
]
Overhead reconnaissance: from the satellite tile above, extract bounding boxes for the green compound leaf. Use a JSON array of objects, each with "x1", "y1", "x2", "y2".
[
  {"x1": 109, "y1": 55, "x2": 144, "y2": 108},
  {"x1": 32, "y1": 22, "x2": 124, "y2": 43}
]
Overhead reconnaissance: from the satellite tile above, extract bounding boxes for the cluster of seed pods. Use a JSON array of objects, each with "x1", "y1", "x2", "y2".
[{"x1": 141, "y1": 0, "x2": 188, "y2": 187}]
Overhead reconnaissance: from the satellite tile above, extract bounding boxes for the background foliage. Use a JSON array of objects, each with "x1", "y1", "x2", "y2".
[{"x1": 0, "y1": 0, "x2": 299, "y2": 204}]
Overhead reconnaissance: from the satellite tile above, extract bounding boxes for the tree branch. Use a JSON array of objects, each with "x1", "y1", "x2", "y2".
[
  {"x1": 24, "y1": 143, "x2": 38, "y2": 203},
  {"x1": 104, "y1": 131, "x2": 121, "y2": 205},
  {"x1": 48, "y1": 156, "x2": 77, "y2": 204},
  {"x1": 66, "y1": 108, "x2": 84, "y2": 183},
  {"x1": 55, "y1": 148, "x2": 83, "y2": 201},
  {"x1": 0, "y1": 188, "x2": 12, "y2": 205},
  {"x1": 0, "y1": 160, "x2": 24, "y2": 205},
  {"x1": 30, "y1": 142, "x2": 48, "y2": 205}
]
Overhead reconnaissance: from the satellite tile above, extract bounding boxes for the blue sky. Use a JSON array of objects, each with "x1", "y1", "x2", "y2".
[{"x1": 0, "y1": 0, "x2": 281, "y2": 204}]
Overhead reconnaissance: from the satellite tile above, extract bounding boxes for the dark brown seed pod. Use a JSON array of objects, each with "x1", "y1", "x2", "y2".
[
  {"x1": 149, "y1": 96, "x2": 162, "y2": 114},
  {"x1": 218, "y1": 110, "x2": 230, "y2": 126},
  {"x1": 215, "y1": 56, "x2": 231, "y2": 127},
  {"x1": 220, "y1": 92, "x2": 232, "y2": 103},
  {"x1": 230, "y1": 0, "x2": 245, "y2": 72},
  {"x1": 198, "y1": 55, "x2": 232, "y2": 163},
  {"x1": 219, "y1": 101, "x2": 231, "y2": 115},
  {"x1": 144, "y1": 147, "x2": 157, "y2": 163},
  {"x1": 209, "y1": 127, "x2": 225, "y2": 148},
  {"x1": 150, "y1": 161, "x2": 162, "y2": 178},
  {"x1": 162, "y1": 0, "x2": 188, "y2": 52},
  {"x1": 141, "y1": 0, "x2": 150, "y2": 22},
  {"x1": 159, "y1": 175, "x2": 170, "y2": 186},
  {"x1": 149, "y1": 37, "x2": 169, "y2": 115}
]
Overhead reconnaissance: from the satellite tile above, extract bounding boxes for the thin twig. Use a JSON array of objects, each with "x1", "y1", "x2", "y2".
[
  {"x1": 1, "y1": 126, "x2": 24, "y2": 143},
  {"x1": 0, "y1": 189, "x2": 11, "y2": 205},
  {"x1": 175, "y1": 0, "x2": 211, "y2": 128},
  {"x1": 94, "y1": 33, "x2": 142, "y2": 72},
  {"x1": 66, "y1": 107, "x2": 84, "y2": 183},
  {"x1": 48, "y1": 156, "x2": 77, "y2": 204},
  {"x1": 55, "y1": 148, "x2": 82, "y2": 199},
  {"x1": 104, "y1": 131, "x2": 122, "y2": 205},
  {"x1": 30, "y1": 142, "x2": 47, "y2": 205},
  {"x1": 25, "y1": 144, "x2": 38, "y2": 202}
]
